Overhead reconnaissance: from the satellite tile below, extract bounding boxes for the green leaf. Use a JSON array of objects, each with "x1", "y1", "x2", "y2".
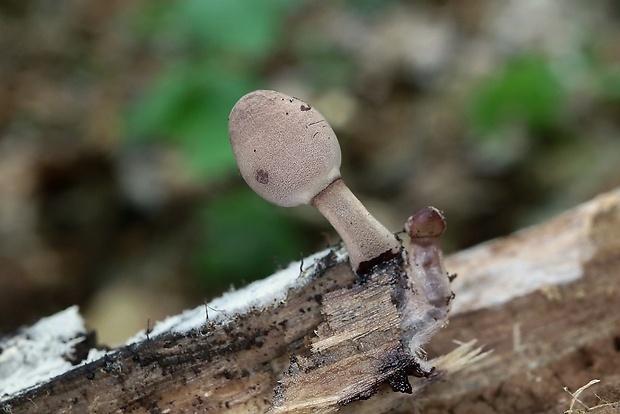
[
  {"x1": 132, "y1": 0, "x2": 294, "y2": 59},
  {"x1": 195, "y1": 190, "x2": 307, "y2": 287},
  {"x1": 176, "y1": 0, "x2": 289, "y2": 58},
  {"x1": 124, "y1": 62, "x2": 256, "y2": 179},
  {"x1": 469, "y1": 55, "x2": 566, "y2": 137},
  {"x1": 123, "y1": 0, "x2": 298, "y2": 179},
  {"x1": 598, "y1": 65, "x2": 620, "y2": 102}
]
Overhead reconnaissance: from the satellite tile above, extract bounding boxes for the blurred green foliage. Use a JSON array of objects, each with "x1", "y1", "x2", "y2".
[
  {"x1": 468, "y1": 55, "x2": 566, "y2": 137},
  {"x1": 598, "y1": 65, "x2": 620, "y2": 102},
  {"x1": 465, "y1": 50, "x2": 620, "y2": 229},
  {"x1": 125, "y1": 0, "x2": 295, "y2": 179},
  {"x1": 123, "y1": 0, "x2": 308, "y2": 289},
  {"x1": 469, "y1": 53, "x2": 620, "y2": 140},
  {"x1": 125, "y1": 62, "x2": 254, "y2": 178},
  {"x1": 196, "y1": 191, "x2": 306, "y2": 290}
]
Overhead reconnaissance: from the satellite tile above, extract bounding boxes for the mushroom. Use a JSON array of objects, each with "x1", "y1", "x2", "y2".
[
  {"x1": 405, "y1": 207, "x2": 451, "y2": 310},
  {"x1": 228, "y1": 90, "x2": 401, "y2": 272},
  {"x1": 400, "y1": 206, "x2": 452, "y2": 348}
]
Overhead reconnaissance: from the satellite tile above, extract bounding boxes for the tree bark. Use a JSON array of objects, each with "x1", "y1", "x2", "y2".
[{"x1": 2, "y1": 189, "x2": 620, "y2": 414}]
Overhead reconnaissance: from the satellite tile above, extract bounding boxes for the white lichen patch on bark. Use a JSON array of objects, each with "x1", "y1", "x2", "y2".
[
  {"x1": 0, "y1": 248, "x2": 348, "y2": 401},
  {"x1": 126, "y1": 247, "x2": 347, "y2": 343},
  {"x1": 0, "y1": 306, "x2": 86, "y2": 399}
]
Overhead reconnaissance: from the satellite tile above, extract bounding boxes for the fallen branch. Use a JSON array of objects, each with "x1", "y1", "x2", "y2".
[{"x1": 1, "y1": 187, "x2": 619, "y2": 413}]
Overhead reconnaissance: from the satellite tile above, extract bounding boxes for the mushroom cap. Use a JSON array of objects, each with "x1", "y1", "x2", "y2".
[
  {"x1": 405, "y1": 207, "x2": 446, "y2": 239},
  {"x1": 228, "y1": 90, "x2": 341, "y2": 207}
]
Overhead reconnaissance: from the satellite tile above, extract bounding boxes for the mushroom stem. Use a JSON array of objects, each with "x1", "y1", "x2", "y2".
[{"x1": 312, "y1": 178, "x2": 401, "y2": 272}]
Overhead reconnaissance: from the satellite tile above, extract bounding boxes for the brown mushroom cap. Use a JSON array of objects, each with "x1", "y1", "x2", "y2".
[
  {"x1": 228, "y1": 90, "x2": 342, "y2": 207},
  {"x1": 405, "y1": 207, "x2": 446, "y2": 239}
]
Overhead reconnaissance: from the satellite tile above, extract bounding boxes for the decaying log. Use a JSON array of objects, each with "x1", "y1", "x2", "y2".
[{"x1": 2, "y1": 188, "x2": 620, "y2": 413}]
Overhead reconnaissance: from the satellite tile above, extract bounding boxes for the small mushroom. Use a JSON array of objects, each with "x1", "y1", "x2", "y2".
[
  {"x1": 405, "y1": 207, "x2": 451, "y2": 311},
  {"x1": 228, "y1": 90, "x2": 401, "y2": 272},
  {"x1": 400, "y1": 206, "x2": 452, "y2": 348}
]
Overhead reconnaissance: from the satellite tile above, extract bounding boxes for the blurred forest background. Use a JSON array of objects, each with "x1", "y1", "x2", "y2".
[{"x1": 0, "y1": 0, "x2": 619, "y2": 345}]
